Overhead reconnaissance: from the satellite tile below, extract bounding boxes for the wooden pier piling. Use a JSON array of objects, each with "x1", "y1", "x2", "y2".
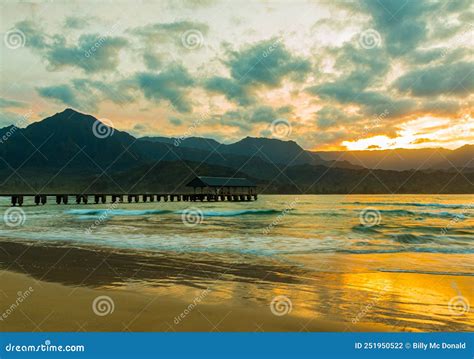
[{"x1": 2, "y1": 191, "x2": 258, "y2": 206}]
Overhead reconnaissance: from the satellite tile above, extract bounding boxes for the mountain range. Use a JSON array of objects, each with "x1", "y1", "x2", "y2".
[
  {"x1": 0, "y1": 108, "x2": 472, "y2": 194},
  {"x1": 315, "y1": 146, "x2": 473, "y2": 171}
]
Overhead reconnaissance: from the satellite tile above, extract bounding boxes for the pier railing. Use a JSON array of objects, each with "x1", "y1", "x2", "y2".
[{"x1": 1, "y1": 193, "x2": 258, "y2": 206}]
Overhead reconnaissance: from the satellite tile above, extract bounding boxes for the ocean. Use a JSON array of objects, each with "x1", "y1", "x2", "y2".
[
  {"x1": 1, "y1": 194, "x2": 472, "y2": 256},
  {"x1": 0, "y1": 194, "x2": 473, "y2": 331}
]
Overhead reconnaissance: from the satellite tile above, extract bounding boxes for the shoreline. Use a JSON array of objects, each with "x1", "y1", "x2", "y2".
[
  {"x1": 0, "y1": 270, "x2": 391, "y2": 332},
  {"x1": 0, "y1": 240, "x2": 472, "y2": 332}
]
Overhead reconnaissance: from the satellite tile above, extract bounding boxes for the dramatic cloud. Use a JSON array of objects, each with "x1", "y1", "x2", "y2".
[
  {"x1": 2, "y1": 0, "x2": 472, "y2": 150},
  {"x1": 394, "y1": 61, "x2": 474, "y2": 97},
  {"x1": 132, "y1": 65, "x2": 195, "y2": 112},
  {"x1": 205, "y1": 38, "x2": 311, "y2": 105},
  {"x1": 358, "y1": 0, "x2": 433, "y2": 56},
  {"x1": 143, "y1": 51, "x2": 162, "y2": 70},
  {"x1": 0, "y1": 97, "x2": 28, "y2": 108},
  {"x1": 36, "y1": 84, "x2": 81, "y2": 108},
  {"x1": 15, "y1": 20, "x2": 128, "y2": 73},
  {"x1": 46, "y1": 34, "x2": 127, "y2": 73},
  {"x1": 204, "y1": 76, "x2": 251, "y2": 105},
  {"x1": 36, "y1": 78, "x2": 135, "y2": 111},
  {"x1": 316, "y1": 107, "x2": 360, "y2": 130}
]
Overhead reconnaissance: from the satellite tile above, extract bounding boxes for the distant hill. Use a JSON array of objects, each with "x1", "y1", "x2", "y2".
[
  {"x1": 140, "y1": 135, "x2": 357, "y2": 168},
  {"x1": 433, "y1": 145, "x2": 473, "y2": 169},
  {"x1": 315, "y1": 146, "x2": 473, "y2": 171},
  {"x1": 0, "y1": 108, "x2": 472, "y2": 194}
]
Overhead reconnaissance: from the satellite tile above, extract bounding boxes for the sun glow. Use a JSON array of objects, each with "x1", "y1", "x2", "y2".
[{"x1": 342, "y1": 115, "x2": 473, "y2": 151}]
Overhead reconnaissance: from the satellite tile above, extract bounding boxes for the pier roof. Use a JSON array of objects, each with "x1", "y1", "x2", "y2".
[{"x1": 186, "y1": 176, "x2": 256, "y2": 188}]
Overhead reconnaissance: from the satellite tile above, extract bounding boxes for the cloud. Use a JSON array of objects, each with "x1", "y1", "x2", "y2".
[
  {"x1": 0, "y1": 97, "x2": 28, "y2": 109},
  {"x1": 418, "y1": 99, "x2": 461, "y2": 116},
  {"x1": 213, "y1": 105, "x2": 293, "y2": 135},
  {"x1": 306, "y1": 43, "x2": 390, "y2": 108},
  {"x1": 129, "y1": 20, "x2": 209, "y2": 44},
  {"x1": 169, "y1": 117, "x2": 183, "y2": 126},
  {"x1": 355, "y1": 0, "x2": 472, "y2": 57},
  {"x1": 143, "y1": 51, "x2": 162, "y2": 70},
  {"x1": 0, "y1": 109, "x2": 32, "y2": 128},
  {"x1": 64, "y1": 16, "x2": 90, "y2": 29},
  {"x1": 356, "y1": 0, "x2": 435, "y2": 56},
  {"x1": 15, "y1": 20, "x2": 48, "y2": 49},
  {"x1": 204, "y1": 38, "x2": 311, "y2": 104},
  {"x1": 316, "y1": 106, "x2": 360, "y2": 129},
  {"x1": 166, "y1": 0, "x2": 217, "y2": 10},
  {"x1": 409, "y1": 49, "x2": 445, "y2": 65},
  {"x1": 411, "y1": 138, "x2": 432, "y2": 145},
  {"x1": 393, "y1": 61, "x2": 474, "y2": 97},
  {"x1": 248, "y1": 105, "x2": 292, "y2": 124},
  {"x1": 15, "y1": 20, "x2": 127, "y2": 73},
  {"x1": 309, "y1": 82, "x2": 415, "y2": 118},
  {"x1": 46, "y1": 33, "x2": 128, "y2": 73},
  {"x1": 227, "y1": 38, "x2": 311, "y2": 86},
  {"x1": 133, "y1": 65, "x2": 195, "y2": 112},
  {"x1": 71, "y1": 79, "x2": 135, "y2": 105},
  {"x1": 36, "y1": 84, "x2": 81, "y2": 108},
  {"x1": 203, "y1": 76, "x2": 251, "y2": 105}
]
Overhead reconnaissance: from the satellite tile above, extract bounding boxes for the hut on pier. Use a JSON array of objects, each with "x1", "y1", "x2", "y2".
[{"x1": 185, "y1": 176, "x2": 257, "y2": 195}]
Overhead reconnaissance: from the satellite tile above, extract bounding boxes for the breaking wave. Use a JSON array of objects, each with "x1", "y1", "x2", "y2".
[{"x1": 66, "y1": 208, "x2": 281, "y2": 217}]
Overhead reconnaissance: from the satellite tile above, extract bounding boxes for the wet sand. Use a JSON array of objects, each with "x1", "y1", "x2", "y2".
[
  {"x1": 0, "y1": 240, "x2": 472, "y2": 332},
  {"x1": 0, "y1": 270, "x2": 392, "y2": 332}
]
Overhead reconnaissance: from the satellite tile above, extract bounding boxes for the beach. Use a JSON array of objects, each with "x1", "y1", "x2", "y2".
[{"x1": 0, "y1": 195, "x2": 473, "y2": 332}]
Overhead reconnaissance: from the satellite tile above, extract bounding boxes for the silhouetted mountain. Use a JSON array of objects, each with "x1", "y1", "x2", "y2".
[
  {"x1": 141, "y1": 136, "x2": 221, "y2": 152},
  {"x1": 0, "y1": 109, "x2": 276, "y2": 176},
  {"x1": 431, "y1": 145, "x2": 474, "y2": 169},
  {"x1": 0, "y1": 125, "x2": 20, "y2": 140},
  {"x1": 316, "y1": 146, "x2": 474, "y2": 171},
  {"x1": 0, "y1": 109, "x2": 472, "y2": 194},
  {"x1": 139, "y1": 136, "x2": 174, "y2": 145},
  {"x1": 0, "y1": 109, "x2": 149, "y2": 171},
  {"x1": 140, "y1": 135, "x2": 349, "y2": 167},
  {"x1": 221, "y1": 136, "x2": 313, "y2": 165}
]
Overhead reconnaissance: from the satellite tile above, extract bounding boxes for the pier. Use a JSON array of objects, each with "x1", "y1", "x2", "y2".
[
  {"x1": 2, "y1": 193, "x2": 258, "y2": 206},
  {"x1": 2, "y1": 176, "x2": 259, "y2": 206}
]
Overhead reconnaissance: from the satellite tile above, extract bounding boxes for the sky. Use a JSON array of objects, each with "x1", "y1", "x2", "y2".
[{"x1": 0, "y1": 0, "x2": 473, "y2": 150}]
